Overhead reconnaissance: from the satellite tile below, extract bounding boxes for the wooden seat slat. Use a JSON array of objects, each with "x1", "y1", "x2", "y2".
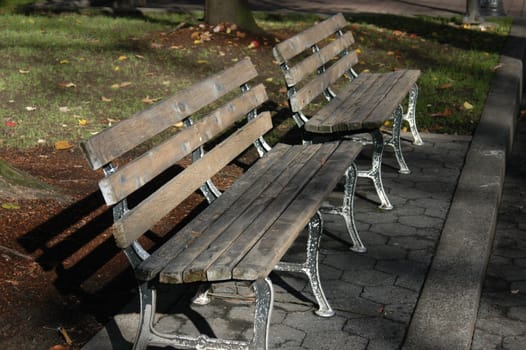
[
  {"x1": 326, "y1": 71, "x2": 405, "y2": 131},
  {"x1": 363, "y1": 69, "x2": 421, "y2": 128},
  {"x1": 157, "y1": 144, "x2": 324, "y2": 284},
  {"x1": 134, "y1": 143, "x2": 292, "y2": 282},
  {"x1": 113, "y1": 113, "x2": 272, "y2": 248},
  {"x1": 202, "y1": 142, "x2": 342, "y2": 282},
  {"x1": 273, "y1": 13, "x2": 347, "y2": 63},
  {"x1": 305, "y1": 72, "x2": 383, "y2": 133},
  {"x1": 81, "y1": 58, "x2": 258, "y2": 170},
  {"x1": 99, "y1": 84, "x2": 268, "y2": 205},
  {"x1": 233, "y1": 140, "x2": 363, "y2": 280}
]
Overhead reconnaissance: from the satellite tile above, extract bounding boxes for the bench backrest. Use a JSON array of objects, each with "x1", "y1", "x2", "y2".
[
  {"x1": 81, "y1": 58, "x2": 272, "y2": 248},
  {"x1": 273, "y1": 13, "x2": 357, "y2": 117}
]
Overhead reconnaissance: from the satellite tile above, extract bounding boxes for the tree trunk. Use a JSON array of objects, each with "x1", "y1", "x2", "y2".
[
  {"x1": 205, "y1": 0, "x2": 263, "y2": 33},
  {"x1": 464, "y1": 0, "x2": 484, "y2": 23}
]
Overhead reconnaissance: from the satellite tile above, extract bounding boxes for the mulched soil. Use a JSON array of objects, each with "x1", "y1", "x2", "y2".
[{"x1": 0, "y1": 21, "x2": 294, "y2": 350}]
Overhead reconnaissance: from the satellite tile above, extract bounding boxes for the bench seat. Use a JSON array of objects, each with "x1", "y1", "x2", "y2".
[{"x1": 136, "y1": 141, "x2": 362, "y2": 285}]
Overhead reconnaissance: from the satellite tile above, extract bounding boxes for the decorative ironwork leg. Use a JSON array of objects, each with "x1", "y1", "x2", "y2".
[
  {"x1": 192, "y1": 284, "x2": 212, "y2": 305},
  {"x1": 385, "y1": 105, "x2": 410, "y2": 174},
  {"x1": 132, "y1": 280, "x2": 270, "y2": 350},
  {"x1": 357, "y1": 130, "x2": 393, "y2": 210},
  {"x1": 320, "y1": 163, "x2": 366, "y2": 253},
  {"x1": 404, "y1": 84, "x2": 423, "y2": 145},
  {"x1": 132, "y1": 281, "x2": 155, "y2": 350},
  {"x1": 275, "y1": 212, "x2": 335, "y2": 317},
  {"x1": 250, "y1": 278, "x2": 274, "y2": 350}
]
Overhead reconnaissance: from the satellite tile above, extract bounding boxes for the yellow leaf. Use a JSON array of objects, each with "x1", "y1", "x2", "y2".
[
  {"x1": 111, "y1": 83, "x2": 120, "y2": 89},
  {"x1": 78, "y1": 119, "x2": 88, "y2": 126},
  {"x1": 355, "y1": 48, "x2": 362, "y2": 54},
  {"x1": 60, "y1": 59, "x2": 69, "y2": 64},
  {"x1": 2, "y1": 203, "x2": 20, "y2": 210},
  {"x1": 463, "y1": 101, "x2": 474, "y2": 110},
  {"x1": 55, "y1": 140, "x2": 74, "y2": 150},
  {"x1": 114, "y1": 66, "x2": 120, "y2": 71},
  {"x1": 118, "y1": 55, "x2": 128, "y2": 61},
  {"x1": 101, "y1": 96, "x2": 112, "y2": 102}
]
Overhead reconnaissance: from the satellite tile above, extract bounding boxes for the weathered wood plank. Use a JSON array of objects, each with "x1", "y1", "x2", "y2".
[
  {"x1": 329, "y1": 71, "x2": 404, "y2": 131},
  {"x1": 364, "y1": 70, "x2": 421, "y2": 128},
  {"x1": 158, "y1": 144, "x2": 326, "y2": 283},
  {"x1": 98, "y1": 84, "x2": 268, "y2": 205},
  {"x1": 283, "y1": 32, "x2": 355, "y2": 86},
  {"x1": 290, "y1": 52, "x2": 358, "y2": 112},
  {"x1": 233, "y1": 141, "x2": 362, "y2": 280},
  {"x1": 81, "y1": 58, "x2": 258, "y2": 170},
  {"x1": 135, "y1": 143, "x2": 291, "y2": 282},
  {"x1": 112, "y1": 112, "x2": 273, "y2": 248},
  {"x1": 204, "y1": 142, "x2": 343, "y2": 282},
  {"x1": 305, "y1": 72, "x2": 382, "y2": 133},
  {"x1": 273, "y1": 13, "x2": 347, "y2": 63}
]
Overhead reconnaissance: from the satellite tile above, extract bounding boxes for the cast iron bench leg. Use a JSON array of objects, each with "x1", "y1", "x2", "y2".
[
  {"x1": 357, "y1": 130, "x2": 393, "y2": 210},
  {"x1": 385, "y1": 105, "x2": 411, "y2": 174},
  {"x1": 320, "y1": 163, "x2": 365, "y2": 253},
  {"x1": 404, "y1": 84, "x2": 423, "y2": 146},
  {"x1": 275, "y1": 211, "x2": 335, "y2": 318}
]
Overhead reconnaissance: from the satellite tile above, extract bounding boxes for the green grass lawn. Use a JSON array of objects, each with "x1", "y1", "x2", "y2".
[{"x1": 0, "y1": 3, "x2": 512, "y2": 148}]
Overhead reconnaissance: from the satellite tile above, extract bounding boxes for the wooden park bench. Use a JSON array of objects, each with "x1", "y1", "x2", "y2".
[
  {"x1": 273, "y1": 13, "x2": 422, "y2": 219},
  {"x1": 81, "y1": 58, "x2": 364, "y2": 350}
]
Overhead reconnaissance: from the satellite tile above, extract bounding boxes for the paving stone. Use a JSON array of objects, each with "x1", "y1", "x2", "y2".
[
  {"x1": 323, "y1": 252, "x2": 376, "y2": 271},
  {"x1": 388, "y1": 236, "x2": 435, "y2": 250},
  {"x1": 476, "y1": 317, "x2": 526, "y2": 337},
  {"x1": 364, "y1": 244, "x2": 408, "y2": 260},
  {"x1": 283, "y1": 312, "x2": 346, "y2": 332},
  {"x1": 343, "y1": 316, "x2": 405, "y2": 341},
  {"x1": 471, "y1": 328, "x2": 503, "y2": 350},
  {"x1": 369, "y1": 222, "x2": 417, "y2": 238},
  {"x1": 383, "y1": 303, "x2": 414, "y2": 323},
  {"x1": 503, "y1": 335, "x2": 526, "y2": 350},
  {"x1": 361, "y1": 285, "x2": 418, "y2": 305},
  {"x1": 342, "y1": 268, "x2": 396, "y2": 287},
  {"x1": 398, "y1": 214, "x2": 444, "y2": 229},
  {"x1": 508, "y1": 306, "x2": 526, "y2": 322},
  {"x1": 303, "y1": 330, "x2": 368, "y2": 350},
  {"x1": 268, "y1": 323, "x2": 305, "y2": 349}
]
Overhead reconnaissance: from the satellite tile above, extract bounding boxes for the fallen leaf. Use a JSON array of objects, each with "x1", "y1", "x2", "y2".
[
  {"x1": 59, "y1": 82, "x2": 76, "y2": 88},
  {"x1": 141, "y1": 96, "x2": 162, "y2": 104},
  {"x1": 174, "y1": 121, "x2": 184, "y2": 128},
  {"x1": 387, "y1": 51, "x2": 396, "y2": 56},
  {"x1": 78, "y1": 119, "x2": 88, "y2": 126},
  {"x1": 25, "y1": 106, "x2": 37, "y2": 111},
  {"x1": 4, "y1": 120, "x2": 16, "y2": 127},
  {"x1": 355, "y1": 48, "x2": 362, "y2": 54},
  {"x1": 101, "y1": 96, "x2": 112, "y2": 102},
  {"x1": 55, "y1": 140, "x2": 74, "y2": 150},
  {"x1": 135, "y1": 54, "x2": 145, "y2": 59},
  {"x1": 463, "y1": 101, "x2": 474, "y2": 110},
  {"x1": 511, "y1": 289, "x2": 520, "y2": 294},
  {"x1": 236, "y1": 31, "x2": 246, "y2": 38},
  {"x1": 248, "y1": 40, "x2": 260, "y2": 49},
  {"x1": 2, "y1": 203, "x2": 20, "y2": 210},
  {"x1": 430, "y1": 107, "x2": 454, "y2": 118},
  {"x1": 118, "y1": 55, "x2": 128, "y2": 61},
  {"x1": 438, "y1": 83, "x2": 453, "y2": 90},
  {"x1": 19, "y1": 69, "x2": 30, "y2": 74},
  {"x1": 59, "y1": 106, "x2": 70, "y2": 113},
  {"x1": 60, "y1": 59, "x2": 69, "y2": 64},
  {"x1": 59, "y1": 327, "x2": 73, "y2": 345}
]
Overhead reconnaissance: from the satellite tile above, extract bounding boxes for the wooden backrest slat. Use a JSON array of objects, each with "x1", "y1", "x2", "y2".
[
  {"x1": 81, "y1": 58, "x2": 258, "y2": 170},
  {"x1": 98, "y1": 84, "x2": 268, "y2": 205},
  {"x1": 289, "y1": 51, "x2": 358, "y2": 112},
  {"x1": 112, "y1": 112, "x2": 273, "y2": 248},
  {"x1": 273, "y1": 13, "x2": 347, "y2": 63},
  {"x1": 283, "y1": 31, "x2": 355, "y2": 86}
]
